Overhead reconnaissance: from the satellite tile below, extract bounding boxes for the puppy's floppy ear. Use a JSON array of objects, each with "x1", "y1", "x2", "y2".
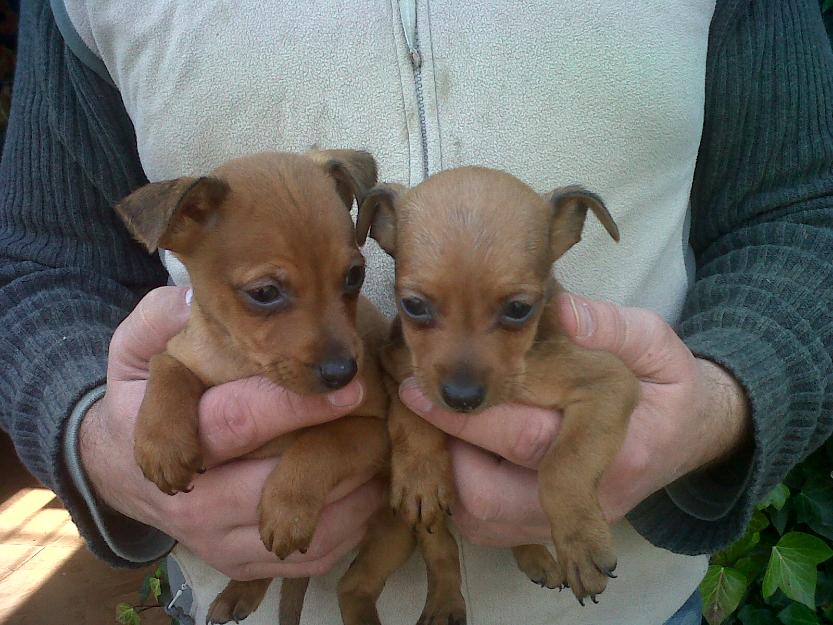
[
  {"x1": 307, "y1": 149, "x2": 378, "y2": 209},
  {"x1": 114, "y1": 176, "x2": 229, "y2": 254},
  {"x1": 547, "y1": 185, "x2": 619, "y2": 260},
  {"x1": 356, "y1": 183, "x2": 404, "y2": 257}
]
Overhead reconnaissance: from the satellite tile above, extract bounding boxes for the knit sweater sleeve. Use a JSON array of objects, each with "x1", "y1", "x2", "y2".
[
  {"x1": 0, "y1": 2, "x2": 169, "y2": 566},
  {"x1": 628, "y1": 0, "x2": 833, "y2": 554}
]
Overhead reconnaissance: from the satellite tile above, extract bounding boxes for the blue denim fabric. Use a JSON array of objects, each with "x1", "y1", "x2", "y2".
[{"x1": 663, "y1": 590, "x2": 702, "y2": 625}]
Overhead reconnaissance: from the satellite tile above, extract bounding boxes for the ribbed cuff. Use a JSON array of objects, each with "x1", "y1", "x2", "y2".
[
  {"x1": 63, "y1": 385, "x2": 176, "y2": 564},
  {"x1": 630, "y1": 326, "x2": 790, "y2": 554}
]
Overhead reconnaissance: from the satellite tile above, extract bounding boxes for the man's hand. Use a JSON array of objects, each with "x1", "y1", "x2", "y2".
[
  {"x1": 80, "y1": 286, "x2": 383, "y2": 580},
  {"x1": 398, "y1": 292, "x2": 750, "y2": 547}
]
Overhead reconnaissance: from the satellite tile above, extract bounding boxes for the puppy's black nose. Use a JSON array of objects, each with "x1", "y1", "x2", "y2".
[
  {"x1": 441, "y1": 380, "x2": 485, "y2": 412},
  {"x1": 317, "y1": 357, "x2": 358, "y2": 389}
]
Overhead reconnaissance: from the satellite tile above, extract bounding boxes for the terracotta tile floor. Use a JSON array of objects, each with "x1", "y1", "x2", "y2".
[{"x1": 0, "y1": 432, "x2": 169, "y2": 625}]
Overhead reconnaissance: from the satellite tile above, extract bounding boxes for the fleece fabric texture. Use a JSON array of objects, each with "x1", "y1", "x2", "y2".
[
  {"x1": 56, "y1": 2, "x2": 716, "y2": 621},
  {"x1": 0, "y1": 0, "x2": 831, "y2": 622}
]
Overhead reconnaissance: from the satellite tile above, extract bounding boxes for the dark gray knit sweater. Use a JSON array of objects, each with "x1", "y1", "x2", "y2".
[{"x1": 1, "y1": 0, "x2": 832, "y2": 567}]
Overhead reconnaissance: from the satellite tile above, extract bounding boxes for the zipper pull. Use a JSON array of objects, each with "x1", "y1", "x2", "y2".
[
  {"x1": 400, "y1": 0, "x2": 420, "y2": 68},
  {"x1": 167, "y1": 582, "x2": 188, "y2": 611}
]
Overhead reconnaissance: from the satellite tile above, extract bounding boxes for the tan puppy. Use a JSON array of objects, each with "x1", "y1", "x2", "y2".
[
  {"x1": 339, "y1": 166, "x2": 639, "y2": 622},
  {"x1": 114, "y1": 150, "x2": 390, "y2": 625}
]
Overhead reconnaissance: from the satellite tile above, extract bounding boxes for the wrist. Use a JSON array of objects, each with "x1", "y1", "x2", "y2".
[
  {"x1": 692, "y1": 358, "x2": 751, "y2": 471},
  {"x1": 79, "y1": 396, "x2": 164, "y2": 528},
  {"x1": 78, "y1": 398, "x2": 118, "y2": 507}
]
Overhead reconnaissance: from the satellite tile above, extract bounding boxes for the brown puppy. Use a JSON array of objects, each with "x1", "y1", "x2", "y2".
[
  {"x1": 340, "y1": 166, "x2": 639, "y2": 620},
  {"x1": 114, "y1": 150, "x2": 391, "y2": 625}
]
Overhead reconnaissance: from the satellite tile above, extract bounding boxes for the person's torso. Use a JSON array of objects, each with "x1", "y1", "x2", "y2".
[{"x1": 61, "y1": 2, "x2": 713, "y2": 622}]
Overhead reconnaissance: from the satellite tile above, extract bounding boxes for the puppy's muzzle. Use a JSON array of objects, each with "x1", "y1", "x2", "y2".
[
  {"x1": 440, "y1": 374, "x2": 485, "y2": 412},
  {"x1": 317, "y1": 357, "x2": 358, "y2": 389}
]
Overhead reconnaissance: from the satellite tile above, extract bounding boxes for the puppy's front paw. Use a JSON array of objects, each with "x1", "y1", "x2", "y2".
[
  {"x1": 258, "y1": 489, "x2": 320, "y2": 560},
  {"x1": 134, "y1": 432, "x2": 202, "y2": 496},
  {"x1": 551, "y1": 512, "x2": 617, "y2": 605},
  {"x1": 390, "y1": 452, "x2": 454, "y2": 530}
]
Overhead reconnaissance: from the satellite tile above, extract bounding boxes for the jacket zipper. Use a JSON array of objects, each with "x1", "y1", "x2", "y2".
[{"x1": 400, "y1": 0, "x2": 430, "y2": 180}]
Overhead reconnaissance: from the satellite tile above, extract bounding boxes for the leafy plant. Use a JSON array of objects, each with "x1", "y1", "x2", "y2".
[
  {"x1": 700, "y1": 439, "x2": 833, "y2": 624},
  {"x1": 116, "y1": 561, "x2": 178, "y2": 625}
]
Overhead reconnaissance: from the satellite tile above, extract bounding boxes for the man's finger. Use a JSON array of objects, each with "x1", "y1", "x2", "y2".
[
  {"x1": 108, "y1": 287, "x2": 191, "y2": 380},
  {"x1": 199, "y1": 376, "x2": 364, "y2": 464},
  {"x1": 399, "y1": 380, "x2": 560, "y2": 469},
  {"x1": 451, "y1": 508, "x2": 551, "y2": 548},
  {"x1": 450, "y1": 440, "x2": 546, "y2": 526},
  {"x1": 557, "y1": 292, "x2": 690, "y2": 382}
]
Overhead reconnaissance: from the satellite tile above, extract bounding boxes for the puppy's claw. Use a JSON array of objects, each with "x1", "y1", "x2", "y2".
[
  {"x1": 591, "y1": 594, "x2": 599, "y2": 604},
  {"x1": 578, "y1": 598, "x2": 585, "y2": 607},
  {"x1": 197, "y1": 466, "x2": 207, "y2": 474},
  {"x1": 182, "y1": 485, "x2": 193, "y2": 493}
]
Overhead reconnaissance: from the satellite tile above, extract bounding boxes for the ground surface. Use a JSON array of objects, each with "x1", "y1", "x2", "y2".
[{"x1": 0, "y1": 431, "x2": 168, "y2": 625}]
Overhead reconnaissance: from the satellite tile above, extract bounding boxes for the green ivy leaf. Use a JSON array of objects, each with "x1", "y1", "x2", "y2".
[
  {"x1": 715, "y1": 531, "x2": 762, "y2": 567},
  {"x1": 760, "y1": 484, "x2": 791, "y2": 511},
  {"x1": 793, "y1": 477, "x2": 833, "y2": 541},
  {"x1": 750, "y1": 510, "x2": 772, "y2": 533},
  {"x1": 770, "y1": 503, "x2": 793, "y2": 536},
  {"x1": 702, "y1": 565, "x2": 749, "y2": 625},
  {"x1": 777, "y1": 602, "x2": 820, "y2": 625},
  {"x1": 149, "y1": 576, "x2": 162, "y2": 603},
  {"x1": 738, "y1": 604, "x2": 779, "y2": 625},
  {"x1": 138, "y1": 574, "x2": 151, "y2": 604},
  {"x1": 736, "y1": 553, "x2": 770, "y2": 583},
  {"x1": 763, "y1": 533, "x2": 833, "y2": 609},
  {"x1": 116, "y1": 603, "x2": 141, "y2": 625},
  {"x1": 155, "y1": 562, "x2": 168, "y2": 586}
]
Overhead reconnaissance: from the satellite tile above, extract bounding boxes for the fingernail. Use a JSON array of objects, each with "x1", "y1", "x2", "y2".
[
  {"x1": 399, "y1": 378, "x2": 433, "y2": 414},
  {"x1": 327, "y1": 383, "x2": 363, "y2": 408},
  {"x1": 185, "y1": 288, "x2": 193, "y2": 306},
  {"x1": 568, "y1": 294, "x2": 594, "y2": 338}
]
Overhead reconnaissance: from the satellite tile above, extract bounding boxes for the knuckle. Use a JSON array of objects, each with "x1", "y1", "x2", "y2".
[
  {"x1": 203, "y1": 386, "x2": 257, "y2": 451},
  {"x1": 510, "y1": 416, "x2": 556, "y2": 468},
  {"x1": 108, "y1": 323, "x2": 129, "y2": 357}
]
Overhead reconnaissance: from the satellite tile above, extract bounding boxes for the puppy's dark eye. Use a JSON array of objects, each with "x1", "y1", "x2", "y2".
[
  {"x1": 500, "y1": 300, "x2": 535, "y2": 327},
  {"x1": 243, "y1": 283, "x2": 289, "y2": 311},
  {"x1": 344, "y1": 265, "x2": 365, "y2": 294},
  {"x1": 400, "y1": 296, "x2": 433, "y2": 324}
]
